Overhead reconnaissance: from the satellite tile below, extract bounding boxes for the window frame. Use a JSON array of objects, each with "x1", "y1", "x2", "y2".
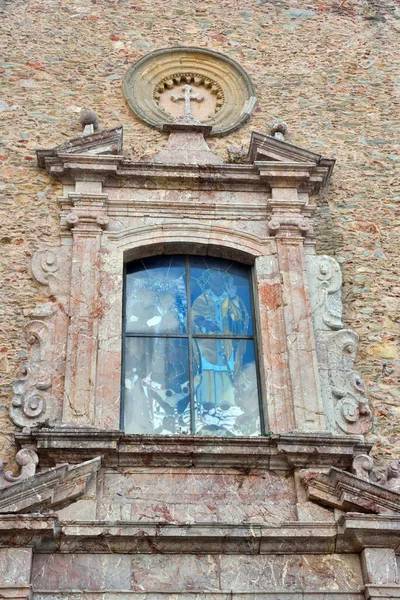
[{"x1": 120, "y1": 254, "x2": 265, "y2": 436}]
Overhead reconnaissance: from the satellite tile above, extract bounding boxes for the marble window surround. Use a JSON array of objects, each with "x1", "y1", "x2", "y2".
[
  {"x1": 0, "y1": 119, "x2": 399, "y2": 600},
  {"x1": 16, "y1": 122, "x2": 350, "y2": 438}
]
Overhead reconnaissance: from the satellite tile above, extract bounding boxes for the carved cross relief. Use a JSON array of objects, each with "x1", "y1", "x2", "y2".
[
  {"x1": 156, "y1": 76, "x2": 223, "y2": 121},
  {"x1": 171, "y1": 84, "x2": 204, "y2": 119}
]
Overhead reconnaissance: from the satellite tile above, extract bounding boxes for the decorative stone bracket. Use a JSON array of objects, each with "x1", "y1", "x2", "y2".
[
  {"x1": 0, "y1": 448, "x2": 38, "y2": 488},
  {"x1": 10, "y1": 305, "x2": 61, "y2": 428},
  {"x1": 353, "y1": 453, "x2": 400, "y2": 491},
  {"x1": 306, "y1": 254, "x2": 373, "y2": 435}
]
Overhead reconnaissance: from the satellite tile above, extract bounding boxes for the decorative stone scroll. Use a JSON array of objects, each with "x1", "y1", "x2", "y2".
[
  {"x1": 0, "y1": 448, "x2": 38, "y2": 488},
  {"x1": 353, "y1": 454, "x2": 400, "y2": 492},
  {"x1": 306, "y1": 255, "x2": 343, "y2": 330},
  {"x1": 329, "y1": 329, "x2": 372, "y2": 435},
  {"x1": 10, "y1": 305, "x2": 57, "y2": 428},
  {"x1": 31, "y1": 246, "x2": 71, "y2": 302},
  {"x1": 10, "y1": 247, "x2": 71, "y2": 429},
  {"x1": 123, "y1": 47, "x2": 256, "y2": 135},
  {"x1": 306, "y1": 255, "x2": 373, "y2": 435}
]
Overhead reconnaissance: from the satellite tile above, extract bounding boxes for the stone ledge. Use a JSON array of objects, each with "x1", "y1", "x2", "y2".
[
  {"x1": 0, "y1": 585, "x2": 32, "y2": 600},
  {"x1": 39, "y1": 154, "x2": 330, "y2": 194},
  {"x1": 364, "y1": 585, "x2": 400, "y2": 599},
  {"x1": 0, "y1": 515, "x2": 59, "y2": 548},
  {"x1": 15, "y1": 429, "x2": 371, "y2": 469},
  {"x1": 57, "y1": 521, "x2": 338, "y2": 554},
  {"x1": 338, "y1": 513, "x2": 400, "y2": 552},
  {"x1": 32, "y1": 592, "x2": 364, "y2": 600},
  {"x1": 0, "y1": 514, "x2": 398, "y2": 554}
]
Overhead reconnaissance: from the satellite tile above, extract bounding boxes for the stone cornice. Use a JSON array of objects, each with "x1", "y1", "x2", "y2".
[
  {"x1": 15, "y1": 429, "x2": 371, "y2": 469},
  {"x1": 41, "y1": 155, "x2": 330, "y2": 193},
  {"x1": 337, "y1": 513, "x2": 400, "y2": 552},
  {"x1": 0, "y1": 514, "x2": 398, "y2": 555}
]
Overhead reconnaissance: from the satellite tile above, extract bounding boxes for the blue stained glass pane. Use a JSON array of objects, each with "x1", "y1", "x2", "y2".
[
  {"x1": 124, "y1": 337, "x2": 190, "y2": 435},
  {"x1": 125, "y1": 255, "x2": 187, "y2": 334},
  {"x1": 189, "y1": 256, "x2": 253, "y2": 335},
  {"x1": 193, "y1": 339, "x2": 260, "y2": 437}
]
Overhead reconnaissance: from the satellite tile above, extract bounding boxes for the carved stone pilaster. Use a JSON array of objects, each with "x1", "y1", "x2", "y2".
[
  {"x1": 306, "y1": 254, "x2": 373, "y2": 435},
  {"x1": 267, "y1": 196, "x2": 315, "y2": 240},
  {"x1": 266, "y1": 188, "x2": 325, "y2": 431},
  {"x1": 62, "y1": 193, "x2": 109, "y2": 426},
  {"x1": 254, "y1": 255, "x2": 295, "y2": 433}
]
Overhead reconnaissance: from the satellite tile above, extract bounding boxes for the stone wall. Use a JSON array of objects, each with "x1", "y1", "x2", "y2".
[{"x1": 0, "y1": 0, "x2": 399, "y2": 465}]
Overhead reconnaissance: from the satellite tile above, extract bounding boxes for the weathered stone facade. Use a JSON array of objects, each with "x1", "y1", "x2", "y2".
[{"x1": 0, "y1": 0, "x2": 399, "y2": 597}]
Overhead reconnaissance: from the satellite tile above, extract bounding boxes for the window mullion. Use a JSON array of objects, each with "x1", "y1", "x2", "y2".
[{"x1": 186, "y1": 256, "x2": 195, "y2": 435}]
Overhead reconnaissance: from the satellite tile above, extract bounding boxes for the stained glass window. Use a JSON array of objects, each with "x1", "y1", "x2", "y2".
[{"x1": 123, "y1": 255, "x2": 262, "y2": 437}]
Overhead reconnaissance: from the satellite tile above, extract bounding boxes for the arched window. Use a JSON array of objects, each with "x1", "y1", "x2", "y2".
[{"x1": 122, "y1": 255, "x2": 262, "y2": 437}]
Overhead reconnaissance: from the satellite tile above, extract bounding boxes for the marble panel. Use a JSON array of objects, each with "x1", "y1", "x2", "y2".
[
  {"x1": 361, "y1": 548, "x2": 399, "y2": 584},
  {"x1": 219, "y1": 555, "x2": 303, "y2": 591},
  {"x1": 31, "y1": 554, "x2": 131, "y2": 590},
  {"x1": 302, "y1": 554, "x2": 363, "y2": 590},
  {"x1": 0, "y1": 548, "x2": 32, "y2": 585},
  {"x1": 97, "y1": 468, "x2": 297, "y2": 523},
  {"x1": 131, "y1": 555, "x2": 220, "y2": 592},
  {"x1": 31, "y1": 554, "x2": 363, "y2": 594},
  {"x1": 33, "y1": 595, "x2": 364, "y2": 600}
]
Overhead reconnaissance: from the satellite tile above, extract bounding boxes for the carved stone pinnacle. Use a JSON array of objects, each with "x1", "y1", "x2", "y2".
[
  {"x1": 270, "y1": 120, "x2": 288, "y2": 141},
  {"x1": 79, "y1": 108, "x2": 100, "y2": 135}
]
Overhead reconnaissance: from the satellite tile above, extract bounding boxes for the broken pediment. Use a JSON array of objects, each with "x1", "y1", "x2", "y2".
[
  {"x1": 36, "y1": 125, "x2": 123, "y2": 169},
  {"x1": 247, "y1": 130, "x2": 334, "y2": 167},
  {"x1": 302, "y1": 459, "x2": 400, "y2": 515},
  {"x1": 247, "y1": 131, "x2": 335, "y2": 187},
  {"x1": 0, "y1": 451, "x2": 100, "y2": 514}
]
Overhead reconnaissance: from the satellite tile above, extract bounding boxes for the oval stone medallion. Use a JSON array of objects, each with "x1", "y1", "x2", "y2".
[{"x1": 123, "y1": 47, "x2": 256, "y2": 136}]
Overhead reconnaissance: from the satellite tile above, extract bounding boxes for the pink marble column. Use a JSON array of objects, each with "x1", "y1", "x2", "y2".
[
  {"x1": 255, "y1": 254, "x2": 295, "y2": 433},
  {"x1": 268, "y1": 188, "x2": 326, "y2": 431},
  {"x1": 62, "y1": 194, "x2": 109, "y2": 426}
]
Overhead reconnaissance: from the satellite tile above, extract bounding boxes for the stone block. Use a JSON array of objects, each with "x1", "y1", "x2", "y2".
[
  {"x1": 31, "y1": 554, "x2": 131, "y2": 590},
  {"x1": 361, "y1": 548, "x2": 399, "y2": 585},
  {"x1": 0, "y1": 548, "x2": 32, "y2": 586},
  {"x1": 97, "y1": 468, "x2": 297, "y2": 524}
]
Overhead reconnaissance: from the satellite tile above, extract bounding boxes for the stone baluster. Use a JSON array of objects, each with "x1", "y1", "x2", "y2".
[{"x1": 62, "y1": 193, "x2": 109, "y2": 426}]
